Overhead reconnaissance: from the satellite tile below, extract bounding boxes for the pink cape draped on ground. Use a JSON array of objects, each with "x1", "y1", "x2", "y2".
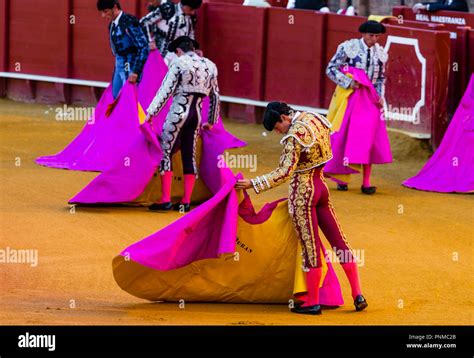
[
  {"x1": 35, "y1": 51, "x2": 167, "y2": 172},
  {"x1": 324, "y1": 67, "x2": 392, "y2": 177},
  {"x1": 112, "y1": 180, "x2": 344, "y2": 305},
  {"x1": 403, "y1": 75, "x2": 474, "y2": 193}
]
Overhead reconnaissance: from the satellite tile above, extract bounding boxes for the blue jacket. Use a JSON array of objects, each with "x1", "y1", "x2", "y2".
[{"x1": 109, "y1": 13, "x2": 149, "y2": 76}]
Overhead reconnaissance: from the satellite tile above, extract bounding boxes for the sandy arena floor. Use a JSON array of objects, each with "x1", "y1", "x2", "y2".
[{"x1": 0, "y1": 99, "x2": 472, "y2": 325}]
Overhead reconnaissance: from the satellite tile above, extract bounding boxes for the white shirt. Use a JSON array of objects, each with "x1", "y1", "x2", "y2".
[
  {"x1": 113, "y1": 11, "x2": 124, "y2": 26},
  {"x1": 360, "y1": 37, "x2": 375, "y2": 58}
]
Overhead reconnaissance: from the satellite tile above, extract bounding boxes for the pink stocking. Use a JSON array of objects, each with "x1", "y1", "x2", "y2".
[
  {"x1": 341, "y1": 262, "x2": 362, "y2": 299},
  {"x1": 302, "y1": 267, "x2": 322, "y2": 307},
  {"x1": 160, "y1": 171, "x2": 173, "y2": 203},
  {"x1": 362, "y1": 164, "x2": 372, "y2": 187}
]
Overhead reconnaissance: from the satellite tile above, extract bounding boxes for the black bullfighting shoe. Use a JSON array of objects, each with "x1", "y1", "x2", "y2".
[
  {"x1": 337, "y1": 184, "x2": 349, "y2": 191},
  {"x1": 291, "y1": 305, "x2": 322, "y2": 315},
  {"x1": 149, "y1": 202, "x2": 173, "y2": 211},
  {"x1": 361, "y1": 186, "x2": 377, "y2": 195},
  {"x1": 354, "y1": 295, "x2": 368, "y2": 311},
  {"x1": 173, "y1": 202, "x2": 191, "y2": 213}
]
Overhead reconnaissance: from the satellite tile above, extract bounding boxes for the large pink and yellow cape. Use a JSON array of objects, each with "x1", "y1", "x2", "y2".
[{"x1": 109, "y1": 115, "x2": 344, "y2": 304}]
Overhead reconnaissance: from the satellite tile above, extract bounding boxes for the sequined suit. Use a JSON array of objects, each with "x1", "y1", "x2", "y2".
[
  {"x1": 140, "y1": 3, "x2": 196, "y2": 61},
  {"x1": 326, "y1": 38, "x2": 388, "y2": 97},
  {"x1": 251, "y1": 112, "x2": 354, "y2": 269},
  {"x1": 147, "y1": 52, "x2": 220, "y2": 174}
]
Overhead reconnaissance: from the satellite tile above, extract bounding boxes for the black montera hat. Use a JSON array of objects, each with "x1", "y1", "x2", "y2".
[{"x1": 358, "y1": 20, "x2": 386, "y2": 34}]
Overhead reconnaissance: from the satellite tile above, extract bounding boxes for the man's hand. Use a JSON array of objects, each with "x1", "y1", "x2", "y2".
[
  {"x1": 350, "y1": 80, "x2": 360, "y2": 89},
  {"x1": 412, "y1": 3, "x2": 427, "y2": 13},
  {"x1": 202, "y1": 123, "x2": 213, "y2": 131},
  {"x1": 149, "y1": 41, "x2": 157, "y2": 51},
  {"x1": 235, "y1": 179, "x2": 252, "y2": 190},
  {"x1": 379, "y1": 97, "x2": 385, "y2": 107},
  {"x1": 128, "y1": 73, "x2": 138, "y2": 83}
]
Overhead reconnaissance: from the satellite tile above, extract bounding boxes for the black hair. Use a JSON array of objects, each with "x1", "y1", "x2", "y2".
[
  {"x1": 176, "y1": 38, "x2": 195, "y2": 52},
  {"x1": 181, "y1": 0, "x2": 203, "y2": 9},
  {"x1": 97, "y1": 0, "x2": 121, "y2": 11},
  {"x1": 168, "y1": 36, "x2": 200, "y2": 53},
  {"x1": 263, "y1": 102, "x2": 294, "y2": 131}
]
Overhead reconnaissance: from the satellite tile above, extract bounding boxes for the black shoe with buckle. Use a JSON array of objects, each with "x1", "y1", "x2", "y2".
[
  {"x1": 361, "y1": 186, "x2": 376, "y2": 195},
  {"x1": 173, "y1": 202, "x2": 191, "y2": 212},
  {"x1": 354, "y1": 295, "x2": 368, "y2": 311},
  {"x1": 149, "y1": 202, "x2": 173, "y2": 211},
  {"x1": 337, "y1": 184, "x2": 348, "y2": 191},
  {"x1": 291, "y1": 305, "x2": 322, "y2": 315}
]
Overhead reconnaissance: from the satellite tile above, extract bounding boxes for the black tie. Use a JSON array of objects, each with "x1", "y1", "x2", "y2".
[{"x1": 366, "y1": 48, "x2": 371, "y2": 72}]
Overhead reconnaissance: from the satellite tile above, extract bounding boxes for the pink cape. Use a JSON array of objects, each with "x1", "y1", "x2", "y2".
[
  {"x1": 69, "y1": 98, "x2": 245, "y2": 204},
  {"x1": 324, "y1": 67, "x2": 392, "y2": 176},
  {"x1": 403, "y1": 75, "x2": 474, "y2": 193},
  {"x1": 113, "y1": 178, "x2": 344, "y2": 305},
  {"x1": 35, "y1": 51, "x2": 167, "y2": 172},
  {"x1": 118, "y1": 174, "x2": 241, "y2": 271}
]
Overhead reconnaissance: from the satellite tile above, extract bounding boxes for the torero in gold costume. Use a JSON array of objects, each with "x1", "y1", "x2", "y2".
[{"x1": 236, "y1": 102, "x2": 368, "y2": 315}]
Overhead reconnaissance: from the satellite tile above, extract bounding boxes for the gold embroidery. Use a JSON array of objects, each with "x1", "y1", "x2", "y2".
[
  {"x1": 288, "y1": 169, "x2": 319, "y2": 268},
  {"x1": 251, "y1": 112, "x2": 333, "y2": 195}
]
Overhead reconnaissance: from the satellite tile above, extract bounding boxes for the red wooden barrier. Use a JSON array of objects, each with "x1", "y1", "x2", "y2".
[
  {"x1": 469, "y1": 29, "x2": 474, "y2": 81},
  {"x1": 392, "y1": 6, "x2": 474, "y2": 29},
  {"x1": 194, "y1": 3, "x2": 207, "y2": 50},
  {"x1": 448, "y1": 27, "x2": 470, "y2": 114},
  {"x1": 0, "y1": 0, "x2": 8, "y2": 97},
  {"x1": 201, "y1": 3, "x2": 267, "y2": 100},
  {"x1": 384, "y1": 17, "x2": 446, "y2": 31},
  {"x1": 268, "y1": 0, "x2": 289, "y2": 7},
  {"x1": 206, "y1": 0, "x2": 244, "y2": 4},
  {"x1": 0, "y1": 2, "x2": 455, "y2": 148},
  {"x1": 382, "y1": 25, "x2": 450, "y2": 147},
  {"x1": 8, "y1": 0, "x2": 69, "y2": 77},
  {"x1": 71, "y1": 0, "x2": 114, "y2": 82},
  {"x1": 263, "y1": 8, "x2": 325, "y2": 107},
  {"x1": 393, "y1": 6, "x2": 474, "y2": 113},
  {"x1": 0, "y1": 0, "x2": 7, "y2": 73},
  {"x1": 7, "y1": 0, "x2": 70, "y2": 102}
]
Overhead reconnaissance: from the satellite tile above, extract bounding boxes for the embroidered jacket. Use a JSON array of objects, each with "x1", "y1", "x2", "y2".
[
  {"x1": 147, "y1": 52, "x2": 220, "y2": 124},
  {"x1": 251, "y1": 112, "x2": 333, "y2": 194},
  {"x1": 140, "y1": 3, "x2": 196, "y2": 57},
  {"x1": 326, "y1": 38, "x2": 388, "y2": 97},
  {"x1": 109, "y1": 12, "x2": 149, "y2": 76}
]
